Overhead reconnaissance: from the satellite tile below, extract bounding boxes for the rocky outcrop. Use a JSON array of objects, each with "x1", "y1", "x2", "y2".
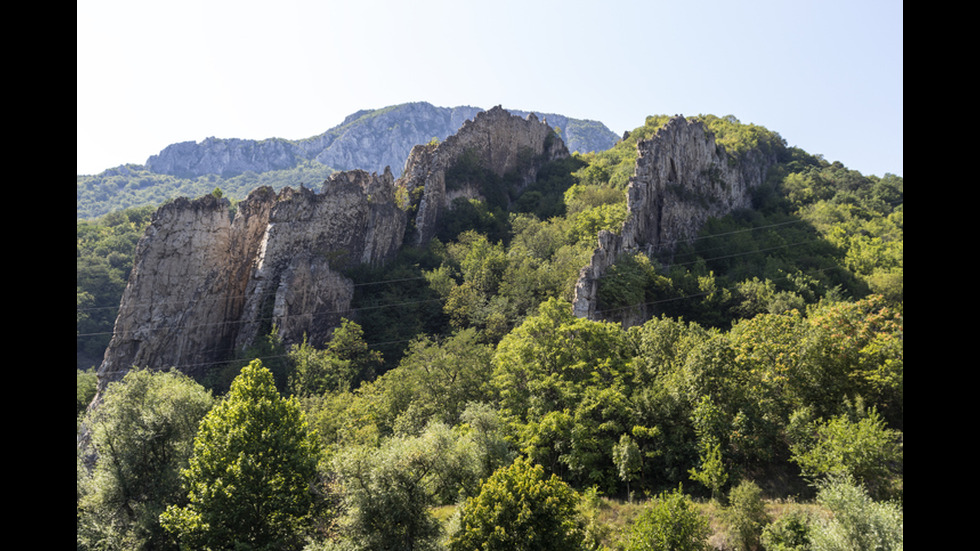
[
  {"x1": 232, "y1": 169, "x2": 406, "y2": 352},
  {"x1": 93, "y1": 168, "x2": 406, "y2": 399},
  {"x1": 146, "y1": 137, "x2": 309, "y2": 178},
  {"x1": 92, "y1": 107, "x2": 565, "y2": 398},
  {"x1": 95, "y1": 190, "x2": 275, "y2": 391},
  {"x1": 398, "y1": 106, "x2": 570, "y2": 245},
  {"x1": 572, "y1": 116, "x2": 779, "y2": 321}
]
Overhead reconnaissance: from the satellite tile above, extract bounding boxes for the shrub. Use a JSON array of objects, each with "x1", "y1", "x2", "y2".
[
  {"x1": 621, "y1": 485, "x2": 709, "y2": 551},
  {"x1": 448, "y1": 457, "x2": 586, "y2": 551},
  {"x1": 760, "y1": 510, "x2": 813, "y2": 551},
  {"x1": 809, "y1": 476, "x2": 902, "y2": 551},
  {"x1": 725, "y1": 480, "x2": 770, "y2": 551}
]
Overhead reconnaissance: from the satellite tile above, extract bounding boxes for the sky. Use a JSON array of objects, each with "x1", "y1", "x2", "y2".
[{"x1": 77, "y1": 0, "x2": 902, "y2": 178}]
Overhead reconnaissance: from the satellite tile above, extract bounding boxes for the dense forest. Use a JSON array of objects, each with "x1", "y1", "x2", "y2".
[{"x1": 77, "y1": 114, "x2": 903, "y2": 550}]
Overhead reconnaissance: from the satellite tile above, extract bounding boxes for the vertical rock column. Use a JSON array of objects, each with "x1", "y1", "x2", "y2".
[
  {"x1": 572, "y1": 116, "x2": 777, "y2": 320},
  {"x1": 95, "y1": 189, "x2": 277, "y2": 396}
]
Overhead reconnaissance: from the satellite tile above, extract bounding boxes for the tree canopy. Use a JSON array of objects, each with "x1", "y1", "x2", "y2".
[{"x1": 160, "y1": 360, "x2": 320, "y2": 550}]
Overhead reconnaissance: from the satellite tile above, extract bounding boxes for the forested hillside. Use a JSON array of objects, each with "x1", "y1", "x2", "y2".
[{"x1": 77, "y1": 113, "x2": 902, "y2": 550}]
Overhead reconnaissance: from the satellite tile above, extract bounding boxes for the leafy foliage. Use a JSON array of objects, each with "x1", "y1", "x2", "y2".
[
  {"x1": 723, "y1": 480, "x2": 770, "y2": 551},
  {"x1": 288, "y1": 319, "x2": 384, "y2": 396},
  {"x1": 809, "y1": 476, "x2": 903, "y2": 551},
  {"x1": 76, "y1": 205, "x2": 155, "y2": 369},
  {"x1": 760, "y1": 509, "x2": 814, "y2": 551},
  {"x1": 160, "y1": 360, "x2": 320, "y2": 550},
  {"x1": 448, "y1": 457, "x2": 587, "y2": 551},
  {"x1": 77, "y1": 369, "x2": 214, "y2": 550},
  {"x1": 621, "y1": 485, "x2": 710, "y2": 551},
  {"x1": 789, "y1": 403, "x2": 903, "y2": 500},
  {"x1": 330, "y1": 421, "x2": 478, "y2": 551}
]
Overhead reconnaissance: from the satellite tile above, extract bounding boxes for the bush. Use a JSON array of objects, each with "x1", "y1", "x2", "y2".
[
  {"x1": 809, "y1": 476, "x2": 902, "y2": 551},
  {"x1": 621, "y1": 485, "x2": 709, "y2": 551},
  {"x1": 789, "y1": 406, "x2": 902, "y2": 500},
  {"x1": 760, "y1": 510, "x2": 813, "y2": 551},
  {"x1": 449, "y1": 457, "x2": 586, "y2": 551},
  {"x1": 725, "y1": 480, "x2": 769, "y2": 551},
  {"x1": 77, "y1": 369, "x2": 214, "y2": 550}
]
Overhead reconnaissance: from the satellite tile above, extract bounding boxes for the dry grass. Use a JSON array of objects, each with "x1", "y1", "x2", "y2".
[
  {"x1": 593, "y1": 495, "x2": 829, "y2": 551},
  {"x1": 431, "y1": 492, "x2": 829, "y2": 550}
]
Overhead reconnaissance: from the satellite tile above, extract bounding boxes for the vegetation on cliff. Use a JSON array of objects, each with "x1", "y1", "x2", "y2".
[{"x1": 77, "y1": 113, "x2": 902, "y2": 550}]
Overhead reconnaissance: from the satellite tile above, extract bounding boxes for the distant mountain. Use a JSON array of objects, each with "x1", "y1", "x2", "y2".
[
  {"x1": 77, "y1": 103, "x2": 619, "y2": 219},
  {"x1": 145, "y1": 102, "x2": 618, "y2": 178}
]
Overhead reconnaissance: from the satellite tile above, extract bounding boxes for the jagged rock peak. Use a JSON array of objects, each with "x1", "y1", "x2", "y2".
[
  {"x1": 572, "y1": 115, "x2": 779, "y2": 322},
  {"x1": 397, "y1": 105, "x2": 570, "y2": 245}
]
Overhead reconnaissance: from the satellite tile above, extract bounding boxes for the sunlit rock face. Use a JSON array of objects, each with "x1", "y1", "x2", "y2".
[
  {"x1": 397, "y1": 105, "x2": 570, "y2": 246},
  {"x1": 573, "y1": 116, "x2": 779, "y2": 321},
  {"x1": 94, "y1": 168, "x2": 406, "y2": 398}
]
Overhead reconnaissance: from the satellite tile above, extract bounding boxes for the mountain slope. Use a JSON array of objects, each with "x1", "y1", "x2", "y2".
[{"x1": 77, "y1": 103, "x2": 619, "y2": 219}]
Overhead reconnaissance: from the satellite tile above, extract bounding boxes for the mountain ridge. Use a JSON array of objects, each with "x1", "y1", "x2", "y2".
[
  {"x1": 144, "y1": 102, "x2": 617, "y2": 178},
  {"x1": 77, "y1": 102, "x2": 619, "y2": 220}
]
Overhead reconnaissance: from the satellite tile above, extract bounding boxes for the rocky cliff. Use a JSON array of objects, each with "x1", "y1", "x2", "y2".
[
  {"x1": 93, "y1": 107, "x2": 565, "y2": 397},
  {"x1": 572, "y1": 116, "x2": 779, "y2": 321},
  {"x1": 93, "y1": 109, "x2": 781, "y2": 401},
  {"x1": 399, "y1": 106, "x2": 570, "y2": 245},
  {"x1": 94, "y1": 168, "x2": 406, "y2": 397},
  {"x1": 96, "y1": 191, "x2": 275, "y2": 389},
  {"x1": 144, "y1": 137, "x2": 309, "y2": 178}
]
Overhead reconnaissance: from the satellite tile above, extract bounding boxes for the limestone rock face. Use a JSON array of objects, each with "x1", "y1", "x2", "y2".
[
  {"x1": 233, "y1": 169, "x2": 406, "y2": 352},
  {"x1": 397, "y1": 106, "x2": 570, "y2": 245},
  {"x1": 146, "y1": 137, "x2": 308, "y2": 178},
  {"x1": 96, "y1": 190, "x2": 276, "y2": 391},
  {"x1": 572, "y1": 116, "x2": 778, "y2": 321},
  {"x1": 94, "y1": 169, "x2": 406, "y2": 398}
]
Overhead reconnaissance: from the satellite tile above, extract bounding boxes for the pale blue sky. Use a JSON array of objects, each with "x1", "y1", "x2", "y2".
[{"x1": 77, "y1": 0, "x2": 902, "y2": 177}]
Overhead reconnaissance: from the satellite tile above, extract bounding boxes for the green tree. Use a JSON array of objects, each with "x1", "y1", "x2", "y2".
[
  {"x1": 612, "y1": 433, "x2": 642, "y2": 502},
  {"x1": 384, "y1": 328, "x2": 493, "y2": 425},
  {"x1": 457, "y1": 401, "x2": 516, "y2": 481},
  {"x1": 330, "y1": 421, "x2": 478, "y2": 550},
  {"x1": 789, "y1": 404, "x2": 902, "y2": 500},
  {"x1": 621, "y1": 485, "x2": 710, "y2": 551},
  {"x1": 77, "y1": 368, "x2": 98, "y2": 419},
  {"x1": 566, "y1": 385, "x2": 633, "y2": 491},
  {"x1": 760, "y1": 510, "x2": 813, "y2": 551},
  {"x1": 448, "y1": 457, "x2": 586, "y2": 551},
  {"x1": 688, "y1": 440, "x2": 727, "y2": 502},
  {"x1": 491, "y1": 298, "x2": 632, "y2": 423},
  {"x1": 803, "y1": 296, "x2": 904, "y2": 427},
  {"x1": 77, "y1": 369, "x2": 214, "y2": 551},
  {"x1": 288, "y1": 318, "x2": 383, "y2": 396},
  {"x1": 160, "y1": 360, "x2": 320, "y2": 550}
]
